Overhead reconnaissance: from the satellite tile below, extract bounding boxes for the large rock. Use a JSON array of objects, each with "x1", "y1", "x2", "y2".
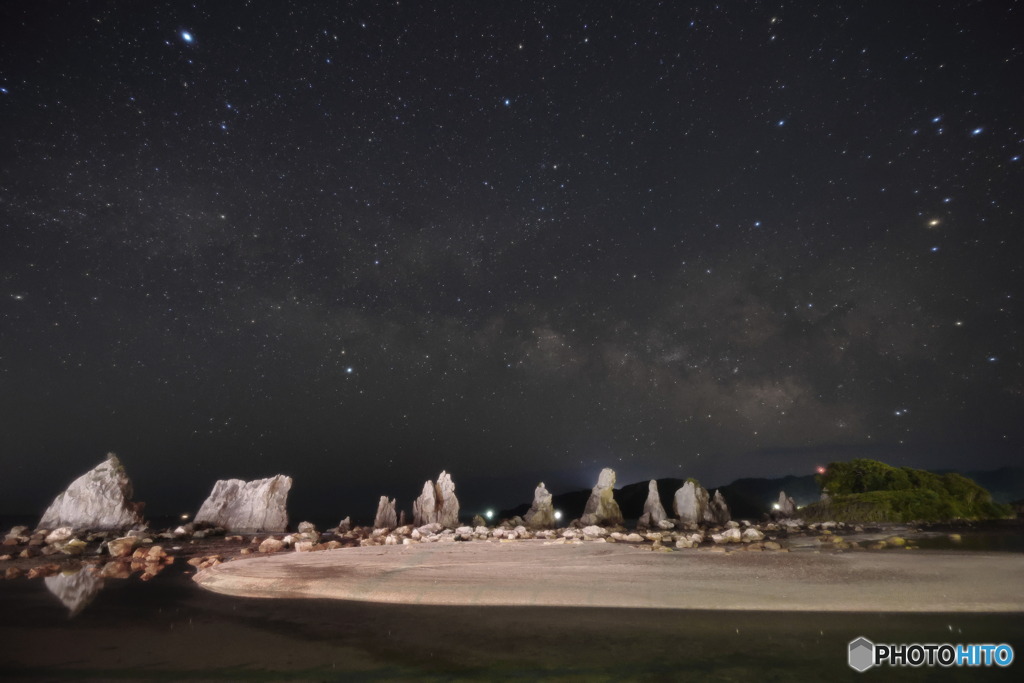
[
  {"x1": 580, "y1": 468, "x2": 624, "y2": 527},
  {"x1": 38, "y1": 453, "x2": 145, "y2": 531},
  {"x1": 523, "y1": 483, "x2": 555, "y2": 529},
  {"x1": 776, "y1": 491, "x2": 797, "y2": 517},
  {"x1": 637, "y1": 480, "x2": 667, "y2": 528},
  {"x1": 412, "y1": 471, "x2": 460, "y2": 529},
  {"x1": 44, "y1": 569, "x2": 105, "y2": 617},
  {"x1": 193, "y1": 475, "x2": 291, "y2": 533},
  {"x1": 374, "y1": 496, "x2": 397, "y2": 530},
  {"x1": 673, "y1": 480, "x2": 709, "y2": 525},
  {"x1": 705, "y1": 489, "x2": 731, "y2": 525}
]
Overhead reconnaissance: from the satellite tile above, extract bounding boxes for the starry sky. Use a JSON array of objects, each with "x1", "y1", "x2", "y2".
[{"x1": 1, "y1": 1, "x2": 1022, "y2": 522}]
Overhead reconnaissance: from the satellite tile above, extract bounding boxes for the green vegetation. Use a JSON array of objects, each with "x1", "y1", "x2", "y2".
[{"x1": 802, "y1": 459, "x2": 1010, "y2": 523}]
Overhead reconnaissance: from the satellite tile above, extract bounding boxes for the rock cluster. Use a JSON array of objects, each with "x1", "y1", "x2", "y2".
[
  {"x1": 580, "y1": 468, "x2": 624, "y2": 526},
  {"x1": 412, "y1": 471, "x2": 460, "y2": 528},
  {"x1": 38, "y1": 453, "x2": 145, "y2": 531},
  {"x1": 193, "y1": 475, "x2": 292, "y2": 532},
  {"x1": 523, "y1": 483, "x2": 555, "y2": 529}
]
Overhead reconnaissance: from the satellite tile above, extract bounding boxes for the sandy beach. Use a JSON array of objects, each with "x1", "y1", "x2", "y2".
[{"x1": 194, "y1": 540, "x2": 1024, "y2": 612}]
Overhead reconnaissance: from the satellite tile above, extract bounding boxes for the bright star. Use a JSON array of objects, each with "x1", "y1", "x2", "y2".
[
  {"x1": 777, "y1": 119, "x2": 785, "y2": 126},
  {"x1": 987, "y1": 356, "x2": 998, "y2": 363},
  {"x1": 930, "y1": 246, "x2": 939, "y2": 252},
  {"x1": 970, "y1": 127, "x2": 983, "y2": 136},
  {"x1": 503, "y1": 98, "x2": 510, "y2": 106},
  {"x1": 928, "y1": 218, "x2": 940, "y2": 227},
  {"x1": 0, "y1": 87, "x2": 8, "y2": 94},
  {"x1": 181, "y1": 31, "x2": 194, "y2": 43},
  {"x1": 931, "y1": 116, "x2": 941, "y2": 123},
  {"x1": 345, "y1": 367, "x2": 354, "y2": 374}
]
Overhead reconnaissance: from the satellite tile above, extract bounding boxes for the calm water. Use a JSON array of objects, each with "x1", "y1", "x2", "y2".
[{"x1": 1, "y1": 561, "x2": 1022, "y2": 681}]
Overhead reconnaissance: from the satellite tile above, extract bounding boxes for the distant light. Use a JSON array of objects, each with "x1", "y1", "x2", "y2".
[
  {"x1": 503, "y1": 98, "x2": 510, "y2": 106},
  {"x1": 930, "y1": 246, "x2": 939, "y2": 252},
  {"x1": 0, "y1": 87, "x2": 8, "y2": 94},
  {"x1": 181, "y1": 31, "x2": 194, "y2": 43},
  {"x1": 484, "y1": 509, "x2": 494, "y2": 520},
  {"x1": 180, "y1": 513, "x2": 190, "y2": 520},
  {"x1": 970, "y1": 127, "x2": 983, "y2": 136},
  {"x1": 1012, "y1": 156, "x2": 1021, "y2": 162},
  {"x1": 815, "y1": 466, "x2": 826, "y2": 475},
  {"x1": 554, "y1": 510, "x2": 563, "y2": 520},
  {"x1": 772, "y1": 503, "x2": 781, "y2": 510},
  {"x1": 931, "y1": 116, "x2": 941, "y2": 123},
  {"x1": 928, "y1": 218, "x2": 941, "y2": 227},
  {"x1": 987, "y1": 356, "x2": 998, "y2": 363},
  {"x1": 776, "y1": 119, "x2": 785, "y2": 127},
  {"x1": 345, "y1": 367, "x2": 354, "y2": 374}
]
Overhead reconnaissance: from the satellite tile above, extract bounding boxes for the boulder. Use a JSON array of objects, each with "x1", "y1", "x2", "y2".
[
  {"x1": 258, "y1": 537, "x2": 285, "y2": 553},
  {"x1": 523, "y1": 482, "x2": 555, "y2": 529},
  {"x1": 705, "y1": 489, "x2": 731, "y2": 525},
  {"x1": 742, "y1": 527, "x2": 765, "y2": 542},
  {"x1": 776, "y1": 491, "x2": 797, "y2": 517},
  {"x1": 673, "y1": 480, "x2": 709, "y2": 525},
  {"x1": 336, "y1": 516, "x2": 352, "y2": 533},
  {"x1": 38, "y1": 453, "x2": 145, "y2": 531},
  {"x1": 580, "y1": 468, "x2": 624, "y2": 527},
  {"x1": 44, "y1": 569, "x2": 105, "y2": 617},
  {"x1": 193, "y1": 475, "x2": 292, "y2": 533},
  {"x1": 412, "y1": 471, "x2": 460, "y2": 529},
  {"x1": 106, "y1": 536, "x2": 138, "y2": 558},
  {"x1": 637, "y1": 480, "x2": 667, "y2": 528},
  {"x1": 373, "y1": 496, "x2": 398, "y2": 531}
]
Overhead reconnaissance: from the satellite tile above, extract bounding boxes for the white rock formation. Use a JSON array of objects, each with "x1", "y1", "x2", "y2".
[
  {"x1": 411, "y1": 471, "x2": 460, "y2": 529},
  {"x1": 776, "y1": 491, "x2": 797, "y2": 517},
  {"x1": 637, "y1": 480, "x2": 667, "y2": 528},
  {"x1": 673, "y1": 480, "x2": 709, "y2": 525},
  {"x1": 38, "y1": 453, "x2": 145, "y2": 531},
  {"x1": 193, "y1": 475, "x2": 291, "y2": 532},
  {"x1": 705, "y1": 489, "x2": 731, "y2": 525},
  {"x1": 523, "y1": 482, "x2": 555, "y2": 529},
  {"x1": 374, "y1": 496, "x2": 398, "y2": 530},
  {"x1": 580, "y1": 468, "x2": 624, "y2": 526}
]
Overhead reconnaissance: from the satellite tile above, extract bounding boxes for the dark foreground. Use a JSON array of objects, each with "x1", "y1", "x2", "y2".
[{"x1": 1, "y1": 563, "x2": 1021, "y2": 682}]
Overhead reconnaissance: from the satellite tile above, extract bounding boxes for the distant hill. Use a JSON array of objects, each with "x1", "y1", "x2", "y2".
[{"x1": 499, "y1": 467, "x2": 1023, "y2": 523}]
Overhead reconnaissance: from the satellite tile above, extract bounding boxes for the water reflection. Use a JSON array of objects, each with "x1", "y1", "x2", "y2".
[{"x1": 43, "y1": 568, "x2": 103, "y2": 617}]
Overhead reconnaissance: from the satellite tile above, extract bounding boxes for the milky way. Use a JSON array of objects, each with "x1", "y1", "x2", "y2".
[{"x1": 1, "y1": 2, "x2": 1021, "y2": 519}]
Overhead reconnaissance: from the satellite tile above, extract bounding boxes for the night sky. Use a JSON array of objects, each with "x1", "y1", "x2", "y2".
[{"x1": 2, "y1": 2, "x2": 1022, "y2": 522}]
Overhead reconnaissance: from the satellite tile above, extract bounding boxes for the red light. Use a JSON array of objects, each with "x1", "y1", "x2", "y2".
[{"x1": 815, "y1": 466, "x2": 826, "y2": 475}]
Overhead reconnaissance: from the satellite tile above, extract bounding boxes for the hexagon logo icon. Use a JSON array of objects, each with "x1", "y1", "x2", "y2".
[{"x1": 848, "y1": 637, "x2": 875, "y2": 672}]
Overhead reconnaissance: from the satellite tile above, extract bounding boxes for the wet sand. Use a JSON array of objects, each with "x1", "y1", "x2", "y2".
[{"x1": 194, "y1": 541, "x2": 1024, "y2": 612}]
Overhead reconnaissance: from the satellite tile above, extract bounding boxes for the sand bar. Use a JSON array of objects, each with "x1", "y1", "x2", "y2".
[{"x1": 193, "y1": 541, "x2": 1024, "y2": 612}]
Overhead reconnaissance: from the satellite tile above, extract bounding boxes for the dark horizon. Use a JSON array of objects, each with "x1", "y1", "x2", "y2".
[{"x1": 2, "y1": 2, "x2": 1021, "y2": 523}]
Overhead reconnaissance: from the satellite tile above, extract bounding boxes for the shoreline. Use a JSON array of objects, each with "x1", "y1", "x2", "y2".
[{"x1": 194, "y1": 540, "x2": 1024, "y2": 612}]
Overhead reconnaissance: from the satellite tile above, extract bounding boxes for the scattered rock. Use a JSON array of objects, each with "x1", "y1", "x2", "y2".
[
  {"x1": 44, "y1": 527, "x2": 75, "y2": 546},
  {"x1": 5, "y1": 567, "x2": 23, "y2": 580},
  {"x1": 258, "y1": 537, "x2": 285, "y2": 553},
  {"x1": 26, "y1": 563, "x2": 62, "y2": 580},
  {"x1": 524, "y1": 482, "x2": 556, "y2": 529},
  {"x1": 711, "y1": 528, "x2": 742, "y2": 544},
  {"x1": 38, "y1": 453, "x2": 146, "y2": 532},
  {"x1": 193, "y1": 475, "x2": 292, "y2": 532},
  {"x1": 579, "y1": 468, "x2": 624, "y2": 527},
  {"x1": 741, "y1": 528, "x2": 764, "y2": 542}
]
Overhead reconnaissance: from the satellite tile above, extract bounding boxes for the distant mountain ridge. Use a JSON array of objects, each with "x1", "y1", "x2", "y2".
[{"x1": 500, "y1": 467, "x2": 1024, "y2": 522}]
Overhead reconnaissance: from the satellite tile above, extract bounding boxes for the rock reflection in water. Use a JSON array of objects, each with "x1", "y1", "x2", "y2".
[{"x1": 43, "y1": 568, "x2": 104, "y2": 617}]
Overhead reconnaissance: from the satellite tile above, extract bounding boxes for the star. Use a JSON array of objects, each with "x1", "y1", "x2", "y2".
[
  {"x1": 181, "y1": 31, "x2": 194, "y2": 43},
  {"x1": 970, "y1": 127, "x2": 983, "y2": 136}
]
